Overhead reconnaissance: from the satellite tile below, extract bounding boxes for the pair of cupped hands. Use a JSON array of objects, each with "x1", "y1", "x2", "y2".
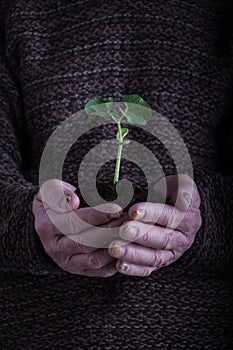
[{"x1": 32, "y1": 174, "x2": 202, "y2": 277}]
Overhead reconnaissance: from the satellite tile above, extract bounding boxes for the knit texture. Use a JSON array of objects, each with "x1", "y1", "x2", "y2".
[{"x1": 0, "y1": 0, "x2": 233, "y2": 349}]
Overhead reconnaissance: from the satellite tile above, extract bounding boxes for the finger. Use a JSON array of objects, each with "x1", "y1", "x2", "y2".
[
  {"x1": 54, "y1": 214, "x2": 129, "y2": 258},
  {"x1": 56, "y1": 235, "x2": 96, "y2": 255},
  {"x1": 39, "y1": 225, "x2": 112, "y2": 260},
  {"x1": 72, "y1": 203, "x2": 124, "y2": 227},
  {"x1": 78, "y1": 260, "x2": 117, "y2": 277},
  {"x1": 116, "y1": 261, "x2": 156, "y2": 277},
  {"x1": 115, "y1": 247, "x2": 178, "y2": 276},
  {"x1": 46, "y1": 202, "x2": 124, "y2": 237},
  {"x1": 109, "y1": 240, "x2": 176, "y2": 267},
  {"x1": 57, "y1": 248, "x2": 115, "y2": 273},
  {"x1": 33, "y1": 200, "x2": 58, "y2": 241},
  {"x1": 38, "y1": 179, "x2": 80, "y2": 213},
  {"x1": 66, "y1": 214, "x2": 128, "y2": 249},
  {"x1": 153, "y1": 174, "x2": 201, "y2": 211},
  {"x1": 35, "y1": 208, "x2": 127, "y2": 262},
  {"x1": 118, "y1": 221, "x2": 194, "y2": 252},
  {"x1": 128, "y1": 202, "x2": 186, "y2": 230},
  {"x1": 129, "y1": 203, "x2": 201, "y2": 234},
  {"x1": 32, "y1": 194, "x2": 45, "y2": 217}
]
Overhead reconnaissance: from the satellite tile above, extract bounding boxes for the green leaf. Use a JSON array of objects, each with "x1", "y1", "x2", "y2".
[
  {"x1": 116, "y1": 127, "x2": 129, "y2": 142},
  {"x1": 85, "y1": 97, "x2": 116, "y2": 118},
  {"x1": 123, "y1": 140, "x2": 130, "y2": 145},
  {"x1": 121, "y1": 94, "x2": 152, "y2": 125},
  {"x1": 122, "y1": 94, "x2": 148, "y2": 105},
  {"x1": 121, "y1": 128, "x2": 129, "y2": 139}
]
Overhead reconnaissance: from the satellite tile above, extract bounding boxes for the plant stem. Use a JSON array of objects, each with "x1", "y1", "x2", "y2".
[
  {"x1": 114, "y1": 142, "x2": 123, "y2": 185},
  {"x1": 114, "y1": 121, "x2": 123, "y2": 185}
]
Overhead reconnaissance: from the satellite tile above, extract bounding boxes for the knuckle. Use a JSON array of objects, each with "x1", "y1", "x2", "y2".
[
  {"x1": 59, "y1": 260, "x2": 69, "y2": 272},
  {"x1": 75, "y1": 241, "x2": 87, "y2": 253},
  {"x1": 179, "y1": 215, "x2": 191, "y2": 233},
  {"x1": 60, "y1": 255, "x2": 83, "y2": 272},
  {"x1": 34, "y1": 217, "x2": 49, "y2": 235},
  {"x1": 170, "y1": 249, "x2": 178, "y2": 260},
  {"x1": 178, "y1": 208, "x2": 202, "y2": 235},
  {"x1": 150, "y1": 252, "x2": 163, "y2": 267},
  {"x1": 162, "y1": 230, "x2": 171, "y2": 249},
  {"x1": 87, "y1": 255, "x2": 103, "y2": 269},
  {"x1": 57, "y1": 236, "x2": 72, "y2": 253},
  {"x1": 142, "y1": 268, "x2": 153, "y2": 277},
  {"x1": 185, "y1": 209, "x2": 202, "y2": 234},
  {"x1": 59, "y1": 257, "x2": 72, "y2": 272},
  {"x1": 45, "y1": 240, "x2": 58, "y2": 257},
  {"x1": 139, "y1": 231, "x2": 151, "y2": 245},
  {"x1": 127, "y1": 246, "x2": 138, "y2": 262},
  {"x1": 183, "y1": 234, "x2": 192, "y2": 250},
  {"x1": 167, "y1": 211, "x2": 181, "y2": 229}
]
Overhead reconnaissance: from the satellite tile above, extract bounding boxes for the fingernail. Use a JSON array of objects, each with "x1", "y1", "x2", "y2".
[
  {"x1": 132, "y1": 209, "x2": 145, "y2": 220},
  {"x1": 121, "y1": 225, "x2": 138, "y2": 240},
  {"x1": 110, "y1": 243, "x2": 125, "y2": 257},
  {"x1": 183, "y1": 192, "x2": 192, "y2": 207},
  {"x1": 119, "y1": 262, "x2": 130, "y2": 272},
  {"x1": 108, "y1": 212, "x2": 122, "y2": 220},
  {"x1": 60, "y1": 194, "x2": 72, "y2": 209}
]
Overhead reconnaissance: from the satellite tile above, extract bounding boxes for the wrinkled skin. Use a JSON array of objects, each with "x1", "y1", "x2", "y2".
[
  {"x1": 109, "y1": 174, "x2": 202, "y2": 276},
  {"x1": 32, "y1": 180, "x2": 128, "y2": 277},
  {"x1": 33, "y1": 175, "x2": 202, "y2": 277}
]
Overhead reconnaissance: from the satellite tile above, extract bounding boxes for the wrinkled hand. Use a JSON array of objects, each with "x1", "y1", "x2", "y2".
[
  {"x1": 32, "y1": 179, "x2": 126, "y2": 277},
  {"x1": 109, "y1": 174, "x2": 202, "y2": 277}
]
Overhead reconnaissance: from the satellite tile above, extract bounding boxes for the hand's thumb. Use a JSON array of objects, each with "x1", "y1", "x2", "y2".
[
  {"x1": 38, "y1": 179, "x2": 80, "y2": 213},
  {"x1": 153, "y1": 174, "x2": 198, "y2": 212}
]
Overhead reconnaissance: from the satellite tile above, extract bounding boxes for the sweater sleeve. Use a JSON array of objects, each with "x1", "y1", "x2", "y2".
[
  {"x1": 179, "y1": 115, "x2": 233, "y2": 274},
  {"x1": 1, "y1": 56, "x2": 232, "y2": 276},
  {"x1": 0, "y1": 43, "x2": 68, "y2": 276}
]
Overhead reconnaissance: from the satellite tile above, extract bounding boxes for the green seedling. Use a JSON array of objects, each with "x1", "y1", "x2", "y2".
[{"x1": 85, "y1": 94, "x2": 152, "y2": 185}]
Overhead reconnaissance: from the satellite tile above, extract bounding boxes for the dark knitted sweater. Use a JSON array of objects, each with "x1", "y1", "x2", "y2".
[{"x1": 0, "y1": 0, "x2": 233, "y2": 349}]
